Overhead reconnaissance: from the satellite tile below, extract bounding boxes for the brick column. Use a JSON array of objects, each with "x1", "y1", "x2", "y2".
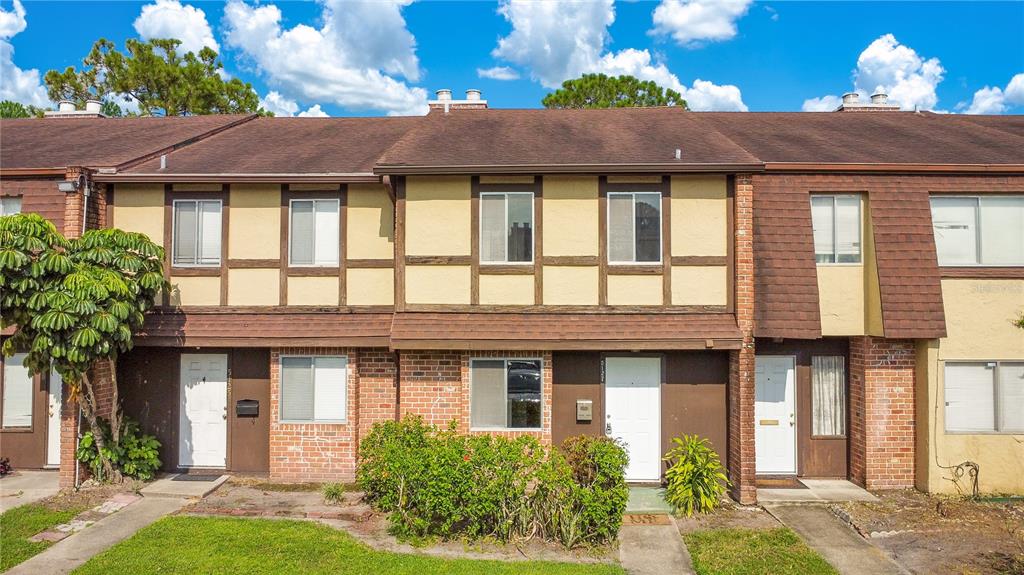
[
  {"x1": 58, "y1": 360, "x2": 115, "y2": 488},
  {"x1": 357, "y1": 350, "x2": 398, "y2": 442},
  {"x1": 849, "y1": 336, "x2": 916, "y2": 489},
  {"x1": 728, "y1": 174, "x2": 757, "y2": 504}
]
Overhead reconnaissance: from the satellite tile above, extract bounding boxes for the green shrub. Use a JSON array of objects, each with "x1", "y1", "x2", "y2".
[
  {"x1": 356, "y1": 417, "x2": 628, "y2": 548},
  {"x1": 322, "y1": 483, "x2": 348, "y2": 504},
  {"x1": 663, "y1": 435, "x2": 729, "y2": 516},
  {"x1": 77, "y1": 417, "x2": 161, "y2": 481}
]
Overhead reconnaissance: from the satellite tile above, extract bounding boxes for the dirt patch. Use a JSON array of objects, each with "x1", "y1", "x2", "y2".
[
  {"x1": 836, "y1": 490, "x2": 1024, "y2": 575},
  {"x1": 674, "y1": 501, "x2": 781, "y2": 533},
  {"x1": 43, "y1": 481, "x2": 144, "y2": 512}
]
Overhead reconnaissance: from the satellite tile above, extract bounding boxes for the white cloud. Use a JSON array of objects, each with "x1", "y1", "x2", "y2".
[
  {"x1": 595, "y1": 48, "x2": 747, "y2": 110},
  {"x1": 805, "y1": 34, "x2": 944, "y2": 112},
  {"x1": 0, "y1": 0, "x2": 47, "y2": 107},
  {"x1": 259, "y1": 90, "x2": 329, "y2": 117},
  {"x1": 477, "y1": 66, "x2": 520, "y2": 81},
  {"x1": 223, "y1": 0, "x2": 427, "y2": 116},
  {"x1": 492, "y1": 0, "x2": 614, "y2": 89},
  {"x1": 297, "y1": 104, "x2": 328, "y2": 117},
  {"x1": 801, "y1": 94, "x2": 842, "y2": 112},
  {"x1": 962, "y1": 73, "x2": 1024, "y2": 114},
  {"x1": 650, "y1": 0, "x2": 752, "y2": 47},
  {"x1": 134, "y1": 0, "x2": 218, "y2": 55}
]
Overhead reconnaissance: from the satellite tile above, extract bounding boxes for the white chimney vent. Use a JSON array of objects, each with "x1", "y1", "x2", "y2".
[
  {"x1": 870, "y1": 92, "x2": 888, "y2": 105},
  {"x1": 428, "y1": 88, "x2": 488, "y2": 112},
  {"x1": 160, "y1": 154, "x2": 167, "y2": 170},
  {"x1": 435, "y1": 89, "x2": 452, "y2": 101},
  {"x1": 834, "y1": 90, "x2": 900, "y2": 112},
  {"x1": 58, "y1": 100, "x2": 76, "y2": 112},
  {"x1": 84, "y1": 100, "x2": 102, "y2": 113},
  {"x1": 841, "y1": 92, "x2": 859, "y2": 105},
  {"x1": 465, "y1": 89, "x2": 481, "y2": 101},
  {"x1": 46, "y1": 99, "x2": 107, "y2": 118}
]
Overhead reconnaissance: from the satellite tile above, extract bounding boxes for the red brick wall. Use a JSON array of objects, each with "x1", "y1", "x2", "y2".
[
  {"x1": 59, "y1": 360, "x2": 116, "y2": 488},
  {"x1": 357, "y1": 350, "x2": 398, "y2": 442},
  {"x1": 399, "y1": 350, "x2": 554, "y2": 445},
  {"x1": 728, "y1": 174, "x2": 757, "y2": 504},
  {"x1": 849, "y1": 336, "x2": 916, "y2": 489}
]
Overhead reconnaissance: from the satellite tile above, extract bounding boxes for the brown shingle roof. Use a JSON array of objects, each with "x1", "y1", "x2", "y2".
[
  {"x1": 376, "y1": 108, "x2": 762, "y2": 172},
  {"x1": 390, "y1": 312, "x2": 742, "y2": 350},
  {"x1": 136, "y1": 311, "x2": 392, "y2": 347},
  {"x1": 0, "y1": 115, "x2": 253, "y2": 170},
  {"x1": 123, "y1": 117, "x2": 419, "y2": 175}
]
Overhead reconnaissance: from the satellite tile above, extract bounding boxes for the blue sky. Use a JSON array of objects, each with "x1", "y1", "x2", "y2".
[{"x1": 1, "y1": 0, "x2": 1022, "y2": 116}]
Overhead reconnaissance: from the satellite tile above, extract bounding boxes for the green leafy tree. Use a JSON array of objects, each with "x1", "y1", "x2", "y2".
[
  {"x1": 45, "y1": 38, "x2": 262, "y2": 116},
  {"x1": 0, "y1": 100, "x2": 31, "y2": 118},
  {"x1": 0, "y1": 214, "x2": 167, "y2": 480},
  {"x1": 542, "y1": 73, "x2": 688, "y2": 109},
  {"x1": 100, "y1": 100, "x2": 123, "y2": 117}
]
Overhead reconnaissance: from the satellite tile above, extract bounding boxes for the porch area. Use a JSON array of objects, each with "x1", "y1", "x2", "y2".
[{"x1": 757, "y1": 478, "x2": 878, "y2": 503}]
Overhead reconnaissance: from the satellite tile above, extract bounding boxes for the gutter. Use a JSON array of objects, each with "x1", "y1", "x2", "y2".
[
  {"x1": 0, "y1": 168, "x2": 67, "y2": 177},
  {"x1": 374, "y1": 162, "x2": 767, "y2": 175},
  {"x1": 763, "y1": 162, "x2": 1024, "y2": 174},
  {"x1": 91, "y1": 172, "x2": 383, "y2": 183}
]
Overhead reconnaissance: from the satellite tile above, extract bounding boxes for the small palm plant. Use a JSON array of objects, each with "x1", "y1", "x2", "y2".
[{"x1": 662, "y1": 435, "x2": 730, "y2": 516}]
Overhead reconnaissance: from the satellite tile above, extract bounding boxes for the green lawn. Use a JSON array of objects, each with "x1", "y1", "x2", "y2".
[
  {"x1": 1, "y1": 503, "x2": 86, "y2": 572},
  {"x1": 683, "y1": 528, "x2": 838, "y2": 575},
  {"x1": 73, "y1": 516, "x2": 625, "y2": 575}
]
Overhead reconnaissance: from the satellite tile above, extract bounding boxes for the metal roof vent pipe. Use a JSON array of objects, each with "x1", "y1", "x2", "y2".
[
  {"x1": 465, "y1": 89, "x2": 482, "y2": 101},
  {"x1": 84, "y1": 100, "x2": 102, "y2": 114},
  {"x1": 58, "y1": 100, "x2": 76, "y2": 112},
  {"x1": 870, "y1": 93, "x2": 889, "y2": 105},
  {"x1": 841, "y1": 92, "x2": 859, "y2": 105}
]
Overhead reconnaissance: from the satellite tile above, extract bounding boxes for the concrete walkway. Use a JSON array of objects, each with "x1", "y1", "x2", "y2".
[
  {"x1": 0, "y1": 470, "x2": 60, "y2": 513},
  {"x1": 765, "y1": 504, "x2": 908, "y2": 575},
  {"x1": 758, "y1": 479, "x2": 879, "y2": 504},
  {"x1": 139, "y1": 473, "x2": 228, "y2": 498},
  {"x1": 6, "y1": 496, "x2": 188, "y2": 575},
  {"x1": 619, "y1": 516, "x2": 695, "y2": 575}
]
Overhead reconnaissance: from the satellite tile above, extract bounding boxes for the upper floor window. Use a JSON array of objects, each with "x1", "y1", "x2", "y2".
[
  {"x1": 480, "y1": 192, "x2": 533, "y2": 264},
  {"x1": 289, "y1": 199, "x2": 340, "y2": 267},
  {"x1": 280, "y1": 355, "x2": 347, "y2": 422},
  {"x1": 811, "y1": 195, "x2": 861, "y2": 264},
  {"x1": 608, "y1": 191, "x2": 661, "y2": 264},
  {"x1": 470, "y1": 358, "x2": 542, "y2": 430},
  {"x1": 930, "y1": 195, "x2": 1024, "y2": 266},
  {"x1": 945, "y1": 361, "x2": 1023, "y2": 434},
  {"x1": 172, "y1": 199, "x2": 222, "y2": 267},
  {"x1": 0, "y1": 196, "x2": 22, "y2": 216}
]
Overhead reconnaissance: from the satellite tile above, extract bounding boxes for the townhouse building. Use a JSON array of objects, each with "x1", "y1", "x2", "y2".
[{"x1": 1, "y1": 98, "x2": 1021, "y2": 502}]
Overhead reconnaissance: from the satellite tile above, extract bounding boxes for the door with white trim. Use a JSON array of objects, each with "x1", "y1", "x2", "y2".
[
  {"x1": 179, "y1": 354, "x2": 228, "y2": 468},
  {"x1": 605, "y1": 357, "x2": 661, "y2": 482},
  {"x1": 755, "y1": 356, "x2": 797, "y2": 474},
  {"x1": 46, "y1": 370, "x2": 63, "y2": 467}
]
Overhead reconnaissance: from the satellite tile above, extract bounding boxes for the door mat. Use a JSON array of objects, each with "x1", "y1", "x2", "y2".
[
  {"x1": 756, "y1": 477, "x2": 808, "y2": 489},
  {"x1": 171, "y1": 474, "x2": 222, "y2": 482},
  {"x1": 623, "y1": 513, "x2": 672, "y2": 526}
]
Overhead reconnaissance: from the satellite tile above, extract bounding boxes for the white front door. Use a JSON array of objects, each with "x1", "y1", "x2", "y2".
[
  {"x1": 605, "y1": 357, "x2": 661, "y2": 482},
  {"x1": 46, "y1": 370, "x2": 63, "y2": 467},
  {"x1": 179, "y1": 354, "x2": 228, "y2": 468},
  {"x1": 755, "y1": 356, "x2": 797, "y2": 474}
]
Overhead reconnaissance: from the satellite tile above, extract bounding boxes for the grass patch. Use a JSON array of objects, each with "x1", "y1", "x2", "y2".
[
  {"x1": 74, "y1": 516, "x2": 624, "y2": 575},
  {"x1": 683, "y1": 528, "x2": 837, "y2": 575},
  {"x1": 1, "y1": 503, "x2": 86, "y2": 571}
]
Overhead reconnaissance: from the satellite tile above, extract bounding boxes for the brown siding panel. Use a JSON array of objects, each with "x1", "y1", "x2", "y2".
[
  {"x1": 119, "y1": 348, "x2": 181, "y2": 471},
  {"x1": 0, "y1": 178, "x2": 65, "y2": 231},
  {"x1": 229, "y1": 349, "x2": 270, "y2": 473},
  {"x1": 663, "y1": 352, "x2": 729, "y2": 460},
  {"x1": 551, "y1": 352, "x2": 603, "y2": 445}
]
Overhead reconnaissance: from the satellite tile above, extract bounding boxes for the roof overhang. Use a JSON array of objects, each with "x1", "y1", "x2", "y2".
[
  {"x1": 764, "y1": 162, "x2": 1024, "y2": 174},
  {"x1": 92, "y1": 172, "x2": 382, "y2": 183},
  {"x1": 0, "y1": 168, "x2": 68, "y2": 177},
  {"x1": 374, "y1": 163, "x2": 765, "y2": 175}
]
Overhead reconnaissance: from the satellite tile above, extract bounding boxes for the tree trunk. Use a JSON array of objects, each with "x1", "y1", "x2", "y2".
[
  {"x1": 78, "y1": 368, "x2": 121, "y2": 483},
  {"x1": 108, "y1": 358, "x2": 121, "y2": 445}
]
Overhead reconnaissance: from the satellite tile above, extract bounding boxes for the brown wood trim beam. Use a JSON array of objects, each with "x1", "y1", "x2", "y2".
[
  {"x1": 169, "y1": 267, "x2": 221, "y2": 277},
  {"x1": 479, "y1": 265, "x2": 535, "y2": 275},
  {"x1": 401, "y1": 303, "x2": 729, "y2": 313},
  {"x1": 671, "y1": 256, "x2": 729, "y2": 266},
  {"x1": 136, "y1": 336, "x2": 392, "y2": 348},
  {"x1": 346, "y1": 259, "x2": 394, "y2": 269},
  {"x1": 405, "y1": 255, "x2": 473, "y2": 265},
  {"x1": 661, "y1": 175, "x2": 672, "y2": 306},
  {"x1": 470, "y1": 176, "x2": 480, "y2": 305},
  {"x1": 227, "y1": 259, "x2": 279, "y2": 269},
  {"x1": 540, "y1": 256, "x2": 600, "y2": 266},
  {"x1": 286, "y1": 267, "x2": 340, "y2": 277},
  {"x1": 939, "y1": 267, "x2": 1024, "y2": 278},
  {"x1": 155, "y1": 305, "x2": 393, "y2": 314},
  {"x1": 607, "y1": 265, "x2": 664, "y2": 275},
  {"x1": 390, "y1": 338, "x2": 743, "y2": 351}
]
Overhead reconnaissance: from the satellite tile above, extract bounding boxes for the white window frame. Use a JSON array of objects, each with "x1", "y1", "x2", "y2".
[
  {"x1": 944, "y1": 360, "x2": 1023, "y2": 434},
  {"x1": 930, "y1": 195, "x2": 1024, "y2": 267},
  {"x1": 811, "y1": 194, "x2": 862, "y2": 265},
  {"x1": 278, "y1": 355, "x2": 348, "y2": 424},
  {"x1": 479, "y1": 191, "x2": 535, "y2": 265},
  {"x1": 171, "y1": 199, "x2": 222, "y2": 267},
  {"x1": 469, "y1": 357, "x2": 544, "y2": 432},
  {"x1": 0, "y1": 196, "x2": 22, "y2": 216},
  {"x1": 607, "y1": 191, "x2": 663, "y2": 265},
  {"x1": 288, "y1": 198, "x2": 341, "y2": 268}
]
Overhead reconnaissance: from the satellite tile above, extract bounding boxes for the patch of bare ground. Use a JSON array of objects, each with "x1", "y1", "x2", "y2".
[
  {"x1": 184, "y1": 479, "x2": 617, "y2": 566},
  {"x1": 43, "y1": 480, "x2": 144, "y2": 512},
  {"x1": 674, "y1": 499, "x2": 781, "y2": 533},
  {"x1": 835, "y1": 489, "x2": 1024, "y2": 575}
]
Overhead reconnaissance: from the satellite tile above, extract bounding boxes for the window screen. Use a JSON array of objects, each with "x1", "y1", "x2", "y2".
[
  {"x1": 931, "y1": 196, "x2": 1024, "y2": 266},
  {"x1": 999, "y1": 362, "x2": 1024, "y2": 433},
  {"x1": 0, "y1": 196, "x2": 22, "y2": 216},
  {"x1": 480, "y1": 192, "x2": 533, "y2": 263},
  {"x1": 811, "y1": 195, "x2": 861, "y2": 263},
  {"x1": 944, "y1": 362, "x2": 996, "y2": 432},
  {"x1": 280, "y1": 356, "x2": 347, "y2": 422},
  {"x1": 2, "y1": 353, "x2": 32, "y2": 428},
  {"x1": 172, "y1": 200, "x2": 222, "y2": 266},
  {"x1": 608, "y1": 192, "x2": 661, "y2": 263},
  {"x1": 470, "y1": 359, "x2": 541, "y2": 429},
  {"x1": 811, "y1": 356, "x2": 846, "y2": 436},
  {"x1": 290, "y1": 199, "x2": 340, "y2": 266}
]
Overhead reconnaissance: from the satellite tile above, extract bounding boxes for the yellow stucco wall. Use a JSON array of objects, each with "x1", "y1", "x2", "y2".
[
  {"x1": 169, "y1": 276, "x2": 219, "y2": 306},
  {"x1": 606, "y1": 175, "x2": 662, "y2": 184},
  {"x1": 287, "y1": 276, "x2": 339, "y2": 306},
  {"x1": 227, "y1": 269, "x2": 279, "y2": 306},
  {"x1": 478, "y1": 175, "x2": 536, "y2": 185},
  {"x1": 347, "y1": 184, "x2": 394, "y2": 260},
  {"x1": 406, "y1": 265, "x2": 471, "y2": 304},
  {"x1": 671, "y1": 175, "x2": 727, "y2": 257},
  {"x1": 346, "y1": 268, "x2": 394, "y2": 306},
  {"x1": 479, "y1": 274, "x2": 535, "y2": 305},
  {"x1": 405, "y1": 176, "x2": 471, "y2": 256},
  {"x1": 817, "y1": 265, "x2": 866, "y2": 335},
  {"x1": 542, "y1": 266, "x2": 598, "y2": 305},
  {"x1": 112, "y1": 184, "x2": 164, "y2": 246},
  {"x1": 542, "y1": 176, "x2": 599, "y2": 257},
  {"x1": 228, "y1": 184, "x2": 280, "y2": 260},
  {"x1": 915, "y1": 279, "x2": 1024, "y2": 494},
  {"x1": 672, "y1": 266, "x2": 727, "y2": 306},
  {"x1": 172, "y1": 183, "x2": 221, "y2": 192},
  {"x1": 607, "y1": 275, "x2": 662, "y2": 306},
  {"x1": 288, "y1": 183, "x2": 337, "y2": 192}
]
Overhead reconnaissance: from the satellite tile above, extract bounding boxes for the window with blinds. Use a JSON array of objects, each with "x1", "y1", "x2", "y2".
[
  {"x1": 172, "y1": 200, "x2": 222, "y2": 266},
  {"x1": 480, "y1": 192, "x2": 533, "y2": 264},
  {"x1": 931, "y1": 195, "x2": 1024, "y2": 266},
  {"x1": 944, "y1": 361, "x2": 1024, "y2": 433},
  {"x1": 280, "y1": 356, "x2": 347, "y2": 422},
  {"x1": 470, "y1": 359, "x2": 542, "y2": 429},
  {"x1": 2, "y1": 353, "x2": 32, "y2": 428},
  {"x1": 289, "y1": 199, "x2": 340, "y2": 267},
  {"x1": 0, "y1": 196, "x2": 22, "y2": 216},
  {"x1": 811, "y1": 195, "x2": 861, "y2": 264},
  {"x1": 608, "y1": 191, "x2": 662, "y2": 263}
]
